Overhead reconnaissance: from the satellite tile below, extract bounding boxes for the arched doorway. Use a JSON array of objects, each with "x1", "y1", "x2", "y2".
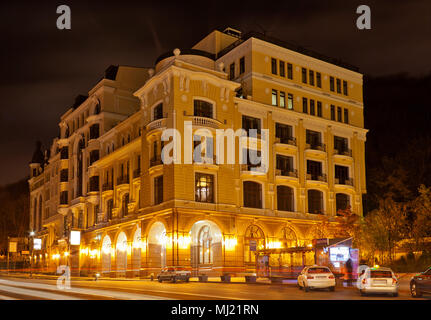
[
  {"x1": 116, "y1": 232, "x2": 128, "y2": 277},
  {"x1": 190, "y1": 220, "x2": 222, "y2": 275},
  {"x1": 244, "y1": 224, "x2": 265, "y2": 265},
  {"x1": 101, "y1": 235, "x2": 111, "y2": 275},
  {"x1": 131, "y1": 226, "x2": 142, "y2": 276},
  {"x1": 147, "y1": 222, "x2": 167, "y2": 273}
]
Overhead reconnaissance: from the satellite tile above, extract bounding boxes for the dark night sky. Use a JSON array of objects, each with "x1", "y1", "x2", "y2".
[{"x1": 0, "y1": 0, "x2": 430, "y2": 185}]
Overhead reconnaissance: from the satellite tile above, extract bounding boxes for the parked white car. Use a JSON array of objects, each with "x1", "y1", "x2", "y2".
[
  {"x1": 297, "y1": 265, "x2": 336, "y2": 292},
  {"x1": 356, "y1": 266, "x2": 398, "y2": 297}
]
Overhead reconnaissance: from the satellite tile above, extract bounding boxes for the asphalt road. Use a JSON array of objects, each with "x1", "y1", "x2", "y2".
[{"x1": 0, "y1": 275, "x2": 428, "y2": 300}]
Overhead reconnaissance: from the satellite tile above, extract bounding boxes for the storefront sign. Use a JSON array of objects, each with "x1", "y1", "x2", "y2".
[
  {"x1": 9, "y1": 242, "x2": 17, "y2": 253},
  {"x1": 70, "y1": 230, "x2": 81, "y2": 245},
  {"x1": 33, "y1": 238, "x2": 42, "y2": 250}
]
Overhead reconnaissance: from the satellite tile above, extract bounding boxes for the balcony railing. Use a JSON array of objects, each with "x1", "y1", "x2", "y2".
[
  {"x1": 335, "y1": 177, "x2": 354, "y2": 186},
  {"x1": 241, "y1": 163, "x2": 267, "y2": 173},
  {"x1": 275, "y1": 169, "x2": 298, "y2": 178},
  {"x1": 116, "y1": 176, "x2": 129, "y2": 185},
  {"x1": 307, "y1": 173, "x2": 327, "y2": 182},
  {"x1": 102, "y1": 183, "x2": 113, "y2": 192},
  {"x1": 146, "y1": 118, "x2": 166, "y2": 131},
  {"x1": 333, "y1": 148, "x2": 352, "y2": 157},
  {"x1": 133, "y1": 168, "x2": 141, "y2": 178},
  {"x1": 275, "y1": 137, "x2": 297, "y2": 146},
  {"x1": 150, "y1": 157, "x2": 162, "y2": 167},
  {"x1": 191, "y1": 116, "x2": 221, "y2": 129},
  {"x1": 306, "y1": 142, "x2": 326, "y2": 152}
]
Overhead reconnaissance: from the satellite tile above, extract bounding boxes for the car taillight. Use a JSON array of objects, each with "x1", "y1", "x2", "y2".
[
  {"x1": 392, "y1": 278, "x2": 397, "y2": 284},
  {"x1": 328, "y1": 275, "x2": 335, "y2": 279},
  {"x1": 307, "y1": 276, "x2": 314, "y2": 279}
]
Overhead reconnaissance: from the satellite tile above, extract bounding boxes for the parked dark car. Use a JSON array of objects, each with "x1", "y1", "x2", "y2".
[
  {"x1": 157, "y1": 267, "x2": 191, "y2": 283},
  {"x1": 410, "y1": 266, "x2": 431, "y2": 297}
]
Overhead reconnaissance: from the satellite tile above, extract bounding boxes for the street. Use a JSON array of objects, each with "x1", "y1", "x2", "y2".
[{"x1": 0, "y1": 275, "x2": 428, "y2": 300}]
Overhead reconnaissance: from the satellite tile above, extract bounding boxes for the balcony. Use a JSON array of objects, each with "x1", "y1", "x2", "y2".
[
  {"x1": 240, "y1": 164, "x2": 267, "y2": 174},
  {"x1": 307, "y1": 173, "x2": 327, "y2": 182},
  {"x1": 189, "y1": 116, "x2": 222, "y2": 129},
  {"x1": 102, "y1": 183, "x2": 113, "y2": 192},
  {"x1": 133, "y1": 168, "x2": 141, "y2": 179},
  {"x1": 333, "y1": 148, "x2": 352, "y2": 157},
  {"x1": 146, "y1": 118, "x2": 166, "y2": 131},
  {"x1": 116, "y1": 176, "x2": 129, "y2": 186},
  {"x1": 335, "y1": 177, "x2": 354, "y2": 186},
  {"x1": 150, "y1": 157, "x2": 162, "y2": 167},
  {"x1": 275, "y1": 169, "x2": 298, "y2": 178},
  {"x1": 275, "y1": 137, "x2": 296, "y2": 146},
  {"x1": 306, "y1": 142, "x2": 326, "y2": 152}
]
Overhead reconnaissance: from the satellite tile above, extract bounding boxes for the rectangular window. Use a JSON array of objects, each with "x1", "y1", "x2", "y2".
[
  {"x1": 316, "y1": 72, "x2": 321, "y2": 88},
  {"x1": 272, "y1": 89, "x2": 278, "y2": 106},
  {"x1": 242, "y1": 115, "x2": 261, "y2": 136},
  {"x1": 271, "y1": 58, "x2": 277, "y2": 74},
  {"x1": 336, "y1": 78, "x2": 341, "y2": 93},
  {"x1": 309, "y1": 70, "x2": 315, "y2": 86},
  {"x1": 279, "y1": 91, "x2": 285, "y2": 108},
  {"x1": 279, "y1": 61, "x2": 285, "y2": 77},
  {"x1": 302, "y1": 97, "x2": 308, "y2": 113},
  {"x1": 331, "y1": 105, "x2": 335, "y2": 120},
  {"x1": 287, "y1": 63, "x2": 293, "y2": 79},
  {"x1": 302, "y1": 68, "x2": 307, "y2": 84},
  {"x1": 229, "y1": 63, "x2": 235, "y2": 80},
  {"x1": 287, "y1": 93, "x2": 294, "y2": 110},
  {"x1": 154, "y1": 175, "x2": 163, "y2": 205},
  {"x1": 317, "y1": 101, "x2": 322, "y2": 117},
  {"x1": 310, "y1": 99, "x2": 315, "y2": 115},
  {"x1": 330, "y1": 77, "x2": 335, "y2": 91},
  {"x1": 194, "y1": 99, "x2": 213, "y2": 118},
  {"x1": 335, "y1": 165, "x2": 349, "y2": 185},
  {"x1": 343, "y1": 80, "x2": 348, "y2": 95},
  {"x1": 276, "y1": 155, "x2": 294, "y2": 175},
  {"x1": 337, "y1": 106, "x2": 342, "y2": 122},
  {"x1": 307, "y1": 160, "x2": 323, "y2": 179},
  {"x1": 275, "y1": 123, "x2": 293, "y2": 142},
  {"x1": 195, "y1": 173, "x2": 214, "y2": 203},
  {"x1": 344, "y1": 108, "x2": 349, "y2": 124},
  {"x1": 153, "y1": 103, "x2": 163, "y2": 120},
  {"x1": 239, "y1": 57, "x2": 245, "y2": 74},
  {"x1": 334, "y1": 136, "x2": 349, "y2": 154},
  {"x1": 306, "y1": 129, "x2": 322, "y2": 146}
]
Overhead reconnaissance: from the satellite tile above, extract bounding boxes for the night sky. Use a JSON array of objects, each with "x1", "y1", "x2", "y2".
[{"x1": 0, "y1": 0, "x2": 430, "y2": 185}]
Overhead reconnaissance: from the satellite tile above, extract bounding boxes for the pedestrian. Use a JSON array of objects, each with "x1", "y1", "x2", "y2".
[{"x1": 345, "y1": 257, "x2": 353, "y2": 287}]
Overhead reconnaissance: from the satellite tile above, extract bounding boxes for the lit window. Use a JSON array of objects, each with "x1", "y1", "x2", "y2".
[
  {"x1": 195, "y1": 173, "x2": 214, "y2": 203},
  {"x1": 287, "y1": 94, "x2": 294, "y2": 110},
  {"x1": 279, "y1": 91, "x2": 285, "y2": 108},
  {"x1": 272, "y1": 89, "x2": 278, "y2": 106}
]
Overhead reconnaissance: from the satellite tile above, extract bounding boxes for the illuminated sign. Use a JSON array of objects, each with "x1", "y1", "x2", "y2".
[
  {"x1": 9, "y1": 242, "x2": 17, "y2": 253},
  {"x1": 70, "y1": 230, "x2": 81, "y2": 245},
  {"x1": 33, "y1": 238, "x2": 42, "y2": 250},
  {"x1": 329, "y1": 246, "x2": 350, "y2": 262}
]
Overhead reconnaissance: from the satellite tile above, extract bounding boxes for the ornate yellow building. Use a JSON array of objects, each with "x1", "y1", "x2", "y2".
[{"x1": 28, "y1": 28, "x2": 367, "y2": 277}]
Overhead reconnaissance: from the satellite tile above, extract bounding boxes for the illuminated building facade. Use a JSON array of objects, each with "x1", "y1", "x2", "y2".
[{"x1": 28, "y1": 28, "x2": 367, "y2": 277}]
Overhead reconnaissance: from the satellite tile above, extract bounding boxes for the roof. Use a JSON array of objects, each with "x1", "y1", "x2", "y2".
[{"x1": 216, "y1": 31, "x2": 360, "y2": 72}]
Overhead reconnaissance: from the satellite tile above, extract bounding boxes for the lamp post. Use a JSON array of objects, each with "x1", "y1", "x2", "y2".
[{"x1": 29, "y1": 231, "x2": 35, "y2": 278}]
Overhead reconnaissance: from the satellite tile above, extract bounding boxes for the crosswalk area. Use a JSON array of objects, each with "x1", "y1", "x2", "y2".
[{"x1": 0, "y1": 278, "x2": 173, "y2": 300}]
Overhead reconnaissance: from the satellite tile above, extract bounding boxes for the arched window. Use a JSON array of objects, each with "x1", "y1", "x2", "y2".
[
  {"x1": 277, "y1": 185, "x2": 294, "y2": 212},
  {"x1": 94, "y1": 100, "x2": 101, "y2": 115},
  {"x1": 194, "y1": 99, "x2": 213, "y2": 118},
  {"x1": 152, "y1": 103, "x2": 163, "y2": 120},
  {"x1": 280, "y1": 227, "x2": 297, "y2": 248},
  {"x1": 308, "y1": 190, "x2": 323, "y2": 214},
  {"x1": 243, "y1": 181, "x2": 262, "y2": 208},
  {"x1": 336, "y1": 193, "x2": 350, "y2": 215},
  {"x1": 244, "y1": 225, "x2": 265, "y2": 263},
  {"x1": 198, "y1": 225, "x2": 212, "y2": 264},
  {"x1": 122, "y1": 193, "x2": 129, "y2": 217}
]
